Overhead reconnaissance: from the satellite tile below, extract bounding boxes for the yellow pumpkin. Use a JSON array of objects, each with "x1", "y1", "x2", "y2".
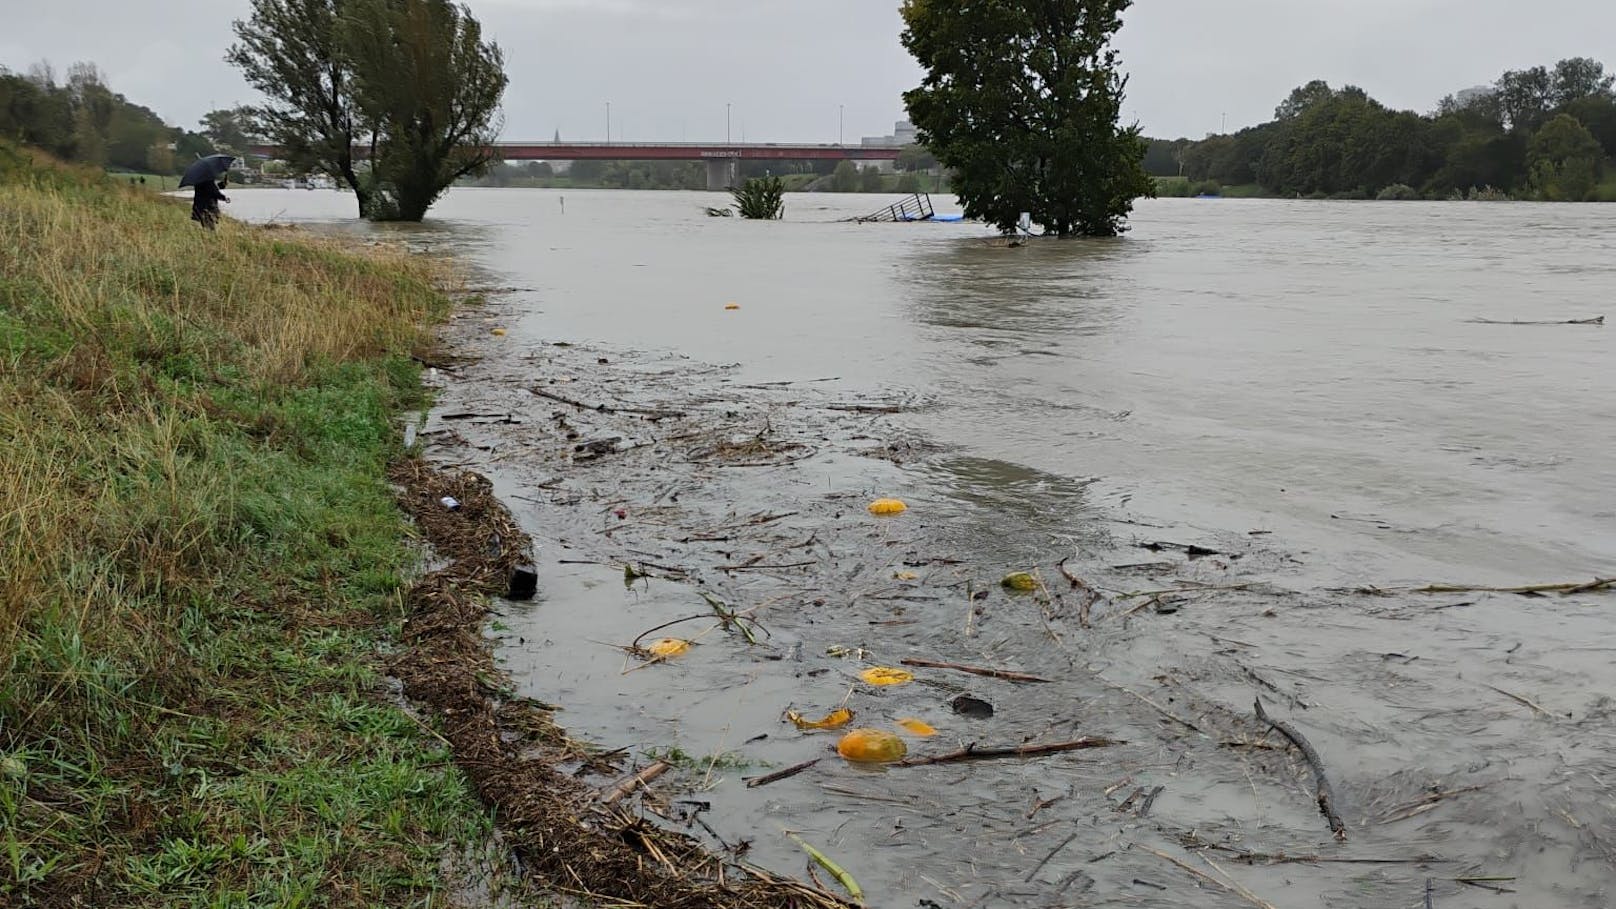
[
  {"x1": 894, "y1": 570, "x2": 919, "y2": 581},
  {"x1": 867, "y1": 498, "x2": 908, "y2": 516},
  {"x1": 859, "y1": 666, "x2": 914, "y2": 687},
  {"x1": 837, "y1": 728, "x2": 908, "y2": 764},
  {"x1": 897, "y1": 718, "x2": 938, "y2": 737},
  {"x1": 725, "y1": 303, "x2": 741, "y2": 310},
  {"x1": 787, "y1": 708, "x2": 855, "y2": 731},
  {"x1": 491, "y1": 327, "x2": 508, "y2": 337},
  {"x1": 646, "y1": 638, "x2": 692, "y2": 659}
]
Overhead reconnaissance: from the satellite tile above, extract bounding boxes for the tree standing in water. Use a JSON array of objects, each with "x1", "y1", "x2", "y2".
[
  {"x1": 229, "y1": 0, "x2": 507, "y2": 222},
  {"x1": 900, "y1": 0, "x2": 1154, "y2": 237}
]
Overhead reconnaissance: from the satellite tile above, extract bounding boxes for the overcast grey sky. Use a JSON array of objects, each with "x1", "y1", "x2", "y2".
[{"x1": 5, "y1": 0, "x2": 1614, "y2": 141}]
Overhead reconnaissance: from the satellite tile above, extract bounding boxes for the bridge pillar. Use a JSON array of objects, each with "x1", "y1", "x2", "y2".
[{"x1": 705, "y1": 159, "x2": 737, "y2": 191}]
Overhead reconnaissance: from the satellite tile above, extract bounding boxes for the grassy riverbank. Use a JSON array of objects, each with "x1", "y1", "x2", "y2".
[{"x1": 0, "y1": 145, "x2": 522, "y2": 906}]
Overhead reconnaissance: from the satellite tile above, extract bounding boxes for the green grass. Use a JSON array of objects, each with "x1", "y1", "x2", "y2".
[{"x1": 0, "y1": 143, "x2": 532, "y2": 906}]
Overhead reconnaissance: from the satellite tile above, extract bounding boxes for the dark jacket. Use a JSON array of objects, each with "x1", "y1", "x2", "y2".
[{"x1": 191, "y1": 181, "x2": 227, "y2": 223}]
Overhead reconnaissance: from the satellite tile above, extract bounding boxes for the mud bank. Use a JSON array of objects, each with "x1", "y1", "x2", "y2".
[{"x1": 409, "y1": 294, "x2": 1616, "y2": 909}]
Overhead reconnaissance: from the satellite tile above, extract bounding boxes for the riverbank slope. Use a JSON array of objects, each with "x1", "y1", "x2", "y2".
[{"x1": 0, "y1": 145, "x2": 523, "y2": 906}]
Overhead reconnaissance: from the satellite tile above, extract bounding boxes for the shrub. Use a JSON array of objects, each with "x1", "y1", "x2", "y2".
[
  {"x1": 1375, "y1": 183, "x2": 1420, "y2": 201},
  {"x1": 731, "y1": 176, "x2": 785, "y2": 219}
]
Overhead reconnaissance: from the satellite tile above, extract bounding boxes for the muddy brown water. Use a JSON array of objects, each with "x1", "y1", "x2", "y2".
[{"x1": 234, "y1": 189, "x2": 1615, "y2": 908}]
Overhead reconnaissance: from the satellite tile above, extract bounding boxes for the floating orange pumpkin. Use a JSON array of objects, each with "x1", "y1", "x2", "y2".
[
  {"x1": 787, "y1": 708, "x2": 855, "y2": 731},
  {"x1": 491, "y1": 327, "x2": 508, "y2": 337},
  {"x1": 859, "y1": 666, "x2": 914, "y2": 687},
  {"x1": 837, "y1": 728, "x2": 908, "y2": 764},
  {"x1": 646, "y1": 638, "x2": 692, "y2": 659},
  {"x1": 894, "y1": 570, "x2": 919, "y2": 581},
  {"x1": 724, "y1": 303, "x2": 740, "y2": 311},
  {"x1": 867, "y1": 498, "x2": 908, "y2": 516}
]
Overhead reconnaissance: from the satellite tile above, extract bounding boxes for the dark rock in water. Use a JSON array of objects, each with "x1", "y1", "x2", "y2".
[
  {"x1": 950, "y1": 694, "x2": 994, "y2": 719},
  {"x1": 506, "y1": 565, "x2": 538, "y2": 601}
]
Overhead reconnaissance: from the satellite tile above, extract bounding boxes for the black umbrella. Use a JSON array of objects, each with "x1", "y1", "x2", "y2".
[{"x1": 179, "y1": 154, "x2": 235, "y2": 189}]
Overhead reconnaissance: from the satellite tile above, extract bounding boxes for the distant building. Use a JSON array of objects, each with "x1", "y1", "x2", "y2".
[{"x1": 860, "y1": 120, "x2": 917, "y2": 148}]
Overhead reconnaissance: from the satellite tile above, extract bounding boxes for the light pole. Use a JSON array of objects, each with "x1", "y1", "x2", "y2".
[
  {"x1": 606, "y1": 102, "x2": 612, "y2": 143},
  {"x1": 839, "y1": 105, "x2": 844, "y2": 145},
  {"x1": 726, "y1": 103, "x2": 732, "y2": 144}
]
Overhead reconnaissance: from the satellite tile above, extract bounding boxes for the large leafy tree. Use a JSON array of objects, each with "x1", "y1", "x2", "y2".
[
  {"x1": 229, "y1": 0, "x2": 506, "y2": 221},
  {"x1": 900, "y1": 0, "x2": 1153, "y2": 237},
  {"x1": 339, "y1": 0, "x2": 507, "y2": 221}
]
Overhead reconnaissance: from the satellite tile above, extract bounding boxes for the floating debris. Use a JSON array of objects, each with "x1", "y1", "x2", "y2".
[
  {"x1": 859, "y1": 666, "x2": 915, "y2": 687},
  {"x1": 897, "y1": 718, "x2": 938, "y2": 737},
  {"x1": 950, "y1": 695, "x2": 995, "y2": 719},
  {"x1": 1002, "y1": 571, "x2": 1038, "y2": 591},
  {"x1": 647, "y1": 638, "x2": 693, "y2": 659},
  {"x1": 868, "y1": 498, "x2": 909, "y2": 516},
  {"x1": 788, "y1": 708, "x2": 855, "y2": 731}
]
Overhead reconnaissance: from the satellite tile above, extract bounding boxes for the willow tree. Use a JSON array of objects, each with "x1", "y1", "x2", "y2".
[
  {"x1": 230, "y1": 0, "x2": 506, "y2": 221},
  {"x1": 900, "y1": 0, "x2": 1153, "y2": 237},
  {"x1": 340, "y1": 0, "x2": 507, "y2": 220}
]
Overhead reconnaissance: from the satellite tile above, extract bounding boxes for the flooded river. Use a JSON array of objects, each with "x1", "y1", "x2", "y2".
[{"x1": 233, "y1": 189, "x2": 1616, "y2": 907}]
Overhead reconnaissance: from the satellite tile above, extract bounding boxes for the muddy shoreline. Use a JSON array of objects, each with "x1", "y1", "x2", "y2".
[{"x1": 407, "y1": 291, "x2": 1616, "y2": 908}]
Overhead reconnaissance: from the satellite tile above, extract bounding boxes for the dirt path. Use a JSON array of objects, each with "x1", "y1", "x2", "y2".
[{"x1": 411, "y1": 297, "x2": 1616, "y2": 908}]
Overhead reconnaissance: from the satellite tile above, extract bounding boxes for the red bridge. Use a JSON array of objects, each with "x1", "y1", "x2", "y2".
[{"x1": 247, "y1": 141, "x2": 904, "y2": 189}]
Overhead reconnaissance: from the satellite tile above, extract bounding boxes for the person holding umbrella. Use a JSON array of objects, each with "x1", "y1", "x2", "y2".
[{"x1": 180, "y1": 154, "x2": 235, "y2": 230}]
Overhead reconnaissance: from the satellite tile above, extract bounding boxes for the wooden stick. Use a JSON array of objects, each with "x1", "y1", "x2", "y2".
[
  {"x1": 1134, "y1": 844, "x2": 1279, "y2": 909},
  {"x1": 895, "y1": 737, "x2": 1122, "y2": 767},
  {"x1": 598, "y1": 759, "x2": 671, "y2": 805},
  {"x1": 1485, "y1": 684, "x2": 1553, "y2": 717},
  {"x1": 745, "y1": 758, "x2": 821, "y2": 789},
  {"x1": 1058, "y1": 555, "x2": 1103, "y2": 628},
  {"x1": 1413, "y1": 577, "x2": 1612, "y2": 596},
  {"x1": 900, "y1": 658, "x2": 1052, "y2": 683},
  {"x1": 1254, "y1": 698, "x2": 1346, "y2": 841},
  {"x1": 1467, "y1": 316, "x2": 1603, "y2": 325}
]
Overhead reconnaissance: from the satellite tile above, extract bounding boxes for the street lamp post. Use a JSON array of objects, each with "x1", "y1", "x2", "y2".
[
  {"x1": 839, "y1": 105, "x2": 844, "y2": 145},
  {"x1": 606, "y1": 102, "x2": 612, "y2": 143},
  {"x1": 726, "y1": 103, "x2": 732, "y2": 144}
]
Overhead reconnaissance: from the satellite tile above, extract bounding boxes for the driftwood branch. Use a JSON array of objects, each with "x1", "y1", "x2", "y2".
[
  {"x1": 1413, "y1": 578, "x2": 1612, "y2": 596},
  {"x1": 900, "y1": 658, "x2": 1052, "y2": 683},
  {"x1": 1466, "y1": 316, "x2": 1602, "y2": 325},
  {"x1": 744, "y1": 758, "x2": 820, "y2": 789},
  {"x1": 598, "y1": 759, "x2": 672, "y2": 805},
  {"x1": 1254, "y1": 698, "x2": 1346, "y2": 841},
  {"x1": 895, "y1": 737, "x2": 1122, "y2": 767},
  {"x1": 1058, "y1": 555, "x2": 1103, "y2": 627}
]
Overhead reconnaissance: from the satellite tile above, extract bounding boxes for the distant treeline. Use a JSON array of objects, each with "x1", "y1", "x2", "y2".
[
  {"x1": 466, "y1": 151, "x2": 940, "y2": 193},
  {"x1": 1145, "y1": 57, "x2": 1616, "y2": 201},
  {"x1": 0, "y1": 63, "x2": 226, "y2": 175}
]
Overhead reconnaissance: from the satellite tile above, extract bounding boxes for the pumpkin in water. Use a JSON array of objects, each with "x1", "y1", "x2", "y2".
[
  {"x1": 867, "y1": 498, "x2": 908, "y2": 516},
  {"x1": 859, "y1": 666, "x2": 914, "y2": 687},
  {"x1": 837, "y1": 728, "x2": 908, "y2": 764},
  {"x1": 646, "y1": 638, "x2": 692, "y2": 659}
]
